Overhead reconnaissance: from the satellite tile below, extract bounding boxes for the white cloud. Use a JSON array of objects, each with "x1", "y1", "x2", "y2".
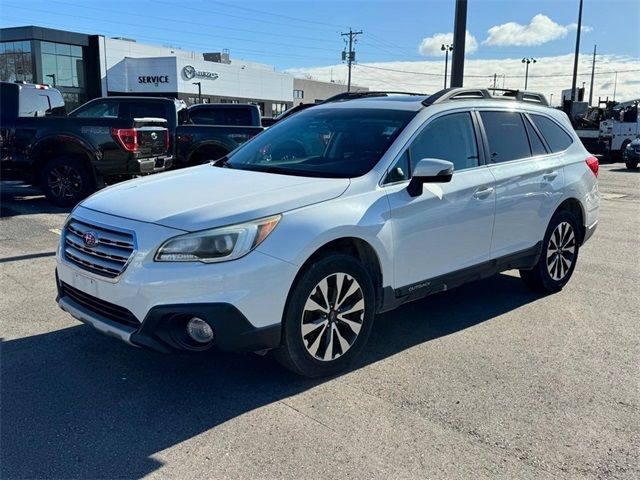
[
  {"x1": 418, "y1": 31, "x2": 478, "y2": 56},
  {"x1": 285, "y1": 54, "x2": 639, "y2": 103},
  {"x1": 484, "y1": 14, "x2": 591, "y2": 47}
]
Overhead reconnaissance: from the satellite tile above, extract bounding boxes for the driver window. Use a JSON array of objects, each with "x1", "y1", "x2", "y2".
[{"x1": 409, "y1": 112, "x2": 479, "y2": 172}]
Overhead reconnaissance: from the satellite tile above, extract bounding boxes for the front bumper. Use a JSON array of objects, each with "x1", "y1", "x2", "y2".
[{"x1": 56, "y1": 274, "x2": 281, "y2": 353}]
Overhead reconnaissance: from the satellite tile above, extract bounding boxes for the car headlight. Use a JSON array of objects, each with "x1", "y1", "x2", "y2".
[{"x1": 155, "y1": 215, "x2": 281, "y2": 263}]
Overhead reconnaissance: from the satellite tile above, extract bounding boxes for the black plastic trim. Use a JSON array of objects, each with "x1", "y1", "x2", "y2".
[
  {"x1": 131, "y1": 303, "x2": 281, "y2": 354},
  {"x1": 379, "y1": 242, "x2": 542, "y2": 312}
]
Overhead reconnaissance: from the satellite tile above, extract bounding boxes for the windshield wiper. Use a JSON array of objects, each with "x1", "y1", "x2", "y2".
[{"x1": 212, "y1": 156, "x2": 232, "y2": 168}]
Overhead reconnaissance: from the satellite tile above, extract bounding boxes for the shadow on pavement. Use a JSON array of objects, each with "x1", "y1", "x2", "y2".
[
  {"x1": 1, "y1": 273, "x2": 542, "y2": 479},
  {"x1": 609, "y1": 168, "x2": 639, "y2": 173},
  {"x1": 0, "y1": 181, "x2": 71, "y2": 218}
]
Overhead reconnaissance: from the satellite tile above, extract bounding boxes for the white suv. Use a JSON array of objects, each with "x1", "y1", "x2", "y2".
[{"x1": 56, "y1": 88, "x2": 600, "y2": 377}]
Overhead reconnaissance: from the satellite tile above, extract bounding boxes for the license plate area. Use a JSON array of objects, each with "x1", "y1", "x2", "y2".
[{"x1": 70, "y1": 271, "x2": 98, "y2": 297}]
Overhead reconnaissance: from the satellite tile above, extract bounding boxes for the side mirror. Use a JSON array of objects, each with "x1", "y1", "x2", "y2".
[{"x1": 407, "y1": 158, "x2": 454, "y2": 197}]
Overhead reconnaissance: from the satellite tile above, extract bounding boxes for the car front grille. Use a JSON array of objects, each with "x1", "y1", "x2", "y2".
[
  {"x1": 60, "y1": 282, "x2": 140, "y2": 327},
  {"x1": 64, "y1": 219, "x2": 135, "y2": 279}
]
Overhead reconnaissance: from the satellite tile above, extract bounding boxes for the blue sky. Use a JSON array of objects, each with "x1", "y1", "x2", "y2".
[{"x1": 1, "y1": 0, "x2": 638, "y2": 70}]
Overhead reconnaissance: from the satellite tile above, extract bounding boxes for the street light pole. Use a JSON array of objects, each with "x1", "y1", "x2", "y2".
[
  {"x1": 192, "y1": 82, "x2": 202, "y2": 104},
  {"x1": 522, "y1": 58, "x2": 536, "y2": 89},
  {"x1": 441, "y1": 44, "x2": 453, "y2": 89}
]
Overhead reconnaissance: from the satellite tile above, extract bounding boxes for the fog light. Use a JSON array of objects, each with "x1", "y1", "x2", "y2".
[{"x1": 186, "y1": 317, "x2": 214, "y2": 343}]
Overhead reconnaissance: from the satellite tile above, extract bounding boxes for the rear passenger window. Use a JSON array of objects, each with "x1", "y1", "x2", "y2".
[
  {"x1": 524, "y1": 116, "x2": 547, "y2": 156},
  {"x1": 480, "y1": 111, "x2": 530, "y2": 163},
  {"x1": 73, "y1": 101, "x2": 118, "y2": 118},
  {"x1": 530, "y1": 114, "x2": 573, "y2": 152},
  {"x1": 129, "y1": 102, "x2": 168, "y2": 120}
]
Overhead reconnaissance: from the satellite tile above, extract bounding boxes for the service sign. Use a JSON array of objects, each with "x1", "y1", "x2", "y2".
[{"x1": 138, "y1": 75, "x2": 170, "y2": 86}]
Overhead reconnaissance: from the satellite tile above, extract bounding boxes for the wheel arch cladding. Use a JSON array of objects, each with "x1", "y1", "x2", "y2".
[
  {"x1": 33, "y1": 138, "x2": 94, "y2": 174},
  {"x1": 554, "y1": 198, "x2": 585, "y2": 243},
  {"x1": 292, "y1": 237, "x2": 384, "y2": 313}
]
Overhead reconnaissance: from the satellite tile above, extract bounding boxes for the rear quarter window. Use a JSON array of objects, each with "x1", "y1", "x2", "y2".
[
  {"x1": 480, "y1": 111, "x2": 531, "y2": 163},
  {"x1": 530, "y1": 114, "x2": 573, "y2": 152}
]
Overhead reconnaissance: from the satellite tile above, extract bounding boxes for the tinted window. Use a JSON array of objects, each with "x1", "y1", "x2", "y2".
[
  {"x1": 385, "y1": 150, "x2": 410, "y2": 183},
  {"x1": 228, "y1": 108, "x2": 414, "y2": 178},
  {"x1": 530, "y1": 114, "x2": 573, "y2": 152},
  {"x1": 71, "y1": 101, "x2": 118, "y2": 118},
  {"x1": 409, "y1": 112, "x2": 479, "y2": 172},
  {"x1": 190, "y1": 107, "x2": 253, "y2": 126},
  {"x1": 524, "y1": 116, "x2": 547, "y2": 156},
  {"x1": 129, "y1": 102, "x2": 168, "y2": 120},
  {"x1": 480, "y1": 111, "x2": 531, "y2": 163}
]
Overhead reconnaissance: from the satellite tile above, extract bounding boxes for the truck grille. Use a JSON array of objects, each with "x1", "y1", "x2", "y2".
[
  {"x1": 64, "y1": 219, "x2": 135, "y2": 279},
  {"x1": 60, "y1": 282, "x2": 140, "y2": 327}
]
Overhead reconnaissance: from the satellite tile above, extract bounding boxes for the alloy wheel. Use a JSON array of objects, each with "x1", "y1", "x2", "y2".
[
  {"x1": 546, "y1": 221, "x2": 576, "y2": 281},
  {"x1": 301, "y1": 272, "x2": 365, "y2": 362},
  {"x1": 48, "y1": 165, "x2": 83, "y2": 200}
]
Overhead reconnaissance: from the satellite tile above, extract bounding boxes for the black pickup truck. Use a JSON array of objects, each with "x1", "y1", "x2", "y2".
[
  {"x1": 69, "y1": 97, "x2": 264, "y2": 168},
  {"x1": 1, "y1": 82, "x2": 170, "y2": 206}
]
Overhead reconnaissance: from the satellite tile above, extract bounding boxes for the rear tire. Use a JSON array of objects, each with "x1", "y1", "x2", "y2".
[
  {"x1": 625, "y1": 160, "x2": 639, "y2": 170},
  {"x1": 520, "y1": 210, "x2": 580, "y2": 293},
  {"x1": 40, "y1": 156, "x2": 95, "y2": 207},
  {"x1": 274, "y1": 254, "x2": 375, "y2": 378}
]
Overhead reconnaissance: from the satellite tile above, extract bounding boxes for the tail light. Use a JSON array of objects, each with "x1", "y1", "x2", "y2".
[
  {"x1": 165, "y1": 129, "x2": 170, "y2": 149},
  {"x1": 585, "y1": 155, "x2": 599, "y2": 177},
  {"x1": 112, "y1": 128, "x2": 139, "y2": 153}
]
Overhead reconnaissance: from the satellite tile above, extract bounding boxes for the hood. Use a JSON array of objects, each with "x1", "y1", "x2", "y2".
[{"x1": 80, "y1": 165, "x2": 350, "y2": 231}]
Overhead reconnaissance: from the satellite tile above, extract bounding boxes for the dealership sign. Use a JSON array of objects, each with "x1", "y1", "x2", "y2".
[
  {"x1": 138, "y1": 75, "x2": 170, "y2": 86},
  {"x1": 182, "y1": 65, "x2": 219, "y2": 80}
]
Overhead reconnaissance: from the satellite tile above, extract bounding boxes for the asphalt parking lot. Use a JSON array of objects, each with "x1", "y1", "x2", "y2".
[{"x1": 1, "y1": 163, "x2": 638, "y2": 479}]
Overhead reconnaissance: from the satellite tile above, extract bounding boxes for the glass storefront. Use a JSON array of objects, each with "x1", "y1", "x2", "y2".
[
  {"x1": 0, "y1": 41, "x2": 33, "y2": 83},
  {"x1": 40, "y1": 41, "x2": 84, "y2": 88}
]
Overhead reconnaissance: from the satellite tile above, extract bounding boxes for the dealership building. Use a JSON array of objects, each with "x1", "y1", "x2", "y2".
[{"x1": 0, "y1": 25, "x2": 367, "y2": 115}]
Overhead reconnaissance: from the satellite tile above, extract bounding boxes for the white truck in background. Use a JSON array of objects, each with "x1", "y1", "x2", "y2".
[{"x1": 598, "y1": 99, "x2": 639, "y2": 160}]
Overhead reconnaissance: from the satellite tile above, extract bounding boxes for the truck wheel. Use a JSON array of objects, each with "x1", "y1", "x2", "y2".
[
  {"x1": 40, "y1": 156, "x2": 95, "y2": 207},
  {"x1": 626, "y1": 160, "x2": 639, "y2": 170},
  {"x1": 273, "y1": 254, "x2": 375, "y2": 378},
  {"x1": 519, "y1": 210, "x2": 580, "y2": 293}
]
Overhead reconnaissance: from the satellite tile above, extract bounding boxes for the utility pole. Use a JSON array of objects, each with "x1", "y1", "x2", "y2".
[
  {"x1": 492, "y1": 73, "x2": 497, "y2": 94},
  {"x1": 450, "y1": 0, "x2": 467, "y2": 87},
  {"x1": 341, "y1": 28, "x2": 363, "y2": 92},
  {"x1": 613, "y1": 71, "x2": 618, "y2": 101},
  {"x1": 441, "y1": 44, "x2": 453, "y2": 88},
  {"x1": 588, "y1": 44, "x2": 597, "y2": 106},
  {"x1": 571, "y1": 0, "x2": 584, "y2": 102}
]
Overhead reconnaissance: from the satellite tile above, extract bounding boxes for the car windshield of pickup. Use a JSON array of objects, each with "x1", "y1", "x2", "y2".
[{"x1": 225, "y1": 107, "x2": 415, "y2": 178}]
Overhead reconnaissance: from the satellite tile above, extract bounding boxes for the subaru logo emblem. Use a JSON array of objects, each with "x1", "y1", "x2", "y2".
[{"x1": 82, "y1": 231, "x2": 99, "y2": 248}]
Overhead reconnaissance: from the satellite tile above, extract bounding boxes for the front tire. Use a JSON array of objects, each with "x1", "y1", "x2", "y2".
[
  {"x1": 274, "y1": 254, "x2": 375, "y2": 378},
  {"x1": 40, "y1": 156, "x2": 95, "y2": 207},
  {"x1": 520, "y1": 210, "x2": 580, "y2": 293}
]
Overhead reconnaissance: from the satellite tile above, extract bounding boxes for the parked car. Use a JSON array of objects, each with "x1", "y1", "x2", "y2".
[
  {"x1": 55, "y1": 88, "x2": 600, "y2": 377},
  {"x1": 623, "y1": 137, "x2": 640, "y2": 170},
  {"x1": 0, "y1": 82, "x2": 170, "y2": 206},
  {"x1": 69, "y1": 97, "x2": 263, "y2": 167}
]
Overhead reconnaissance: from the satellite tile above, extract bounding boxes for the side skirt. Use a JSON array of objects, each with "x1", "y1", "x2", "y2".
[{"x1": 378, "y1": 242, "x2": 542, "y2": 313}]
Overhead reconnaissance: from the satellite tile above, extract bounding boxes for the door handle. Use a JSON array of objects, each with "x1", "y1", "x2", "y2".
[
  {"x1": 543, "y1": 170, "x2": 558, "y2": 181},
  {"x1": 473, "y1": 186, "x2": 494, "y2": 199}
]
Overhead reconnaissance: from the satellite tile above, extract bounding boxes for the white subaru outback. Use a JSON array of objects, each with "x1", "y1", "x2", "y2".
[{"x1": 56, "y1": 88, "x2": 600, "y2": 377}]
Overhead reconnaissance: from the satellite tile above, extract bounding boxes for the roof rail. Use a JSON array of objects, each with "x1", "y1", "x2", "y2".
[
  {"x1": 422, "y1": 87, "x2": 549, "y2": 107},
  {"x1": 322, "y1": 90, "x2": 427, "y2": 104}
]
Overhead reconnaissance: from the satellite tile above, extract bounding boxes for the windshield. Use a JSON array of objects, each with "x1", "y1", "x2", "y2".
[{"x1": 226, "y1": 107, "x2": 415, "y2": 178}]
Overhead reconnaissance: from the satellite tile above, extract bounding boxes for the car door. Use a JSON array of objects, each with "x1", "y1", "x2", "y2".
[
  {"x1": 384, "y1": 111, "x2": 496, "y2": 292},
  {"x1": 478, "y1": 110, "x2": 564, "y2": 259}
]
